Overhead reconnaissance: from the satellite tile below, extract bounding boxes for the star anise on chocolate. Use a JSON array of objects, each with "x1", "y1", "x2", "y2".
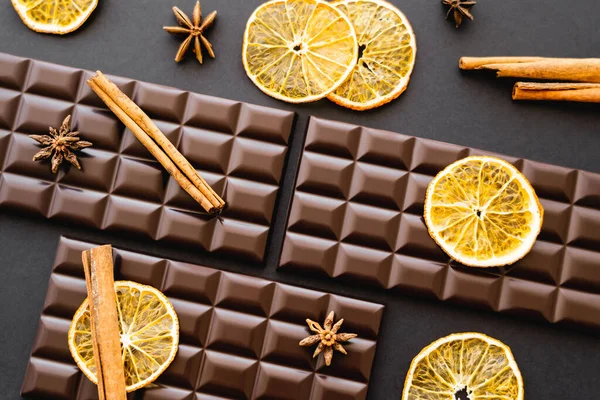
[
  {"x1": 29, "y1": 115, "x2": 92, "y2": 174},
  {"x1": 299, "y1": 311, "x2": 357, "y2": 366},
  {"x1": 442, "y1": 0, "x2": 476, "y2": 28},
  {"x1": 163, "y1": 1, "x2": 216, "y2": 64}
]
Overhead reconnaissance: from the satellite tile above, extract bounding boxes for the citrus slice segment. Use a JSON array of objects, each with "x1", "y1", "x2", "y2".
[
  {"x1": 403, "y1": 332, "x2": 524, "y2": 400},
  {"x1": 328, "y1": 0, "x2": 416, "y2": 110},
  {"x1": 68, "y1": 281, "x2": 179, "y2": 392},
  {"x1": 242, "y1": 0, "x2": 358, "y2": 103},
  {"x1": 11, "y1": 0, "x2": 98, "y2": 35},
  {"x1": 424, "y1": 156, "x2": 543, "y2": 267}
]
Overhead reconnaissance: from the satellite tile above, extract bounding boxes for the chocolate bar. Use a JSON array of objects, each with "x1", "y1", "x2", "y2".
[
  {"x1": 21, "y1": 237, "x2": 384, "y2": 399},
  {"x1": 280, "y1": 117, "x2": 600, "y2": 331},
  {"x1": 0, "y1": 53, "x2": 295, "y2": 263}
]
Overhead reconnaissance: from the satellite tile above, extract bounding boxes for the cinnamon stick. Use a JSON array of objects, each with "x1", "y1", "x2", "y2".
[
  {"x1": 87, "y1": 71, "x2": 225, "y2": 213},
  {"x1": 459, "y1": 57, "x2": 600, "y2": 83},
  {"x1": 88, "y1": 79, "x2": 217, "y2": 213},
  {"x1": 82, "y1": 245, "x2": 127, "y2": 400},
  {"x1": 93, "y1": 72, "x2": 224, "y2": 209},
  {"x1": 512, "y1": 82, "x2": 600, "y2": 103}
]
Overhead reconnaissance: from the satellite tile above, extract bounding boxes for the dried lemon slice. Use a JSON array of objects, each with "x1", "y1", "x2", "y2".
[
  {"x1": 328, "y1": 0, "x2": 416, "y2": 110},
  {"x1": 424, "y1": 156, "x2": 543, "y2": 268},
  {"x1": 403, "y1": 332, "x2": 524, "y2": 400},
  {"x1": 242, "y1": 0, "x2": 358, "y2": 103},
  {"x1": 68, "y1": 281, "x2": 179, "y2": 392},
  {"x1": 11, "y1": 0, "x2": 98, "y2": 35}
]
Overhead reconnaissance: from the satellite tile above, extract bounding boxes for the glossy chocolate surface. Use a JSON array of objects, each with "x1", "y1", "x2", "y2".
[
  {"x1": 0, "y1": 53, "x2": 295, "y2": 263},
  {"x1": 21, "y1": 237, "x2": 383, "y2": 399},
  {"x1": 280, "y1": 117, "x2": 600, "y2": 330}
]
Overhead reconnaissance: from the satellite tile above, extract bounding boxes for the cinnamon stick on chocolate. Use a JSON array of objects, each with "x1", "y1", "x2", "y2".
[
  {"x1": 87, "y1": 71, "x2": 225, "y2": 214},
  {"x1": 459, "y1": 57, "x2": 600, "y2": 83},
  {"x1": 82, "y1": 245, "x2": 127, "y2": 400},
  {"x1": 512, "y1": 82, "x2": 600, "y2": 103}
]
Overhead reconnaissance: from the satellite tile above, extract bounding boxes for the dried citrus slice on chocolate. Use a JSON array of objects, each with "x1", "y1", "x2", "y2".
[
  {"x1": 403, "y1": 332, "x2": 524, "y2": 400},
  {"x1": 328, "y1": 0, "x2": 416, "y2": 110},
  {"x1": 424, "y1": 156, "x2": 543, "y2": 267},
  {"x1": 68, "y1": 281, "x2": 179, "y2": 392},
  {"x1": 242, "y1": 0, "x2": 358, "y2": 103},
  {"x1": 11, "y1": 0, "x2": 98, "y2": 35}
]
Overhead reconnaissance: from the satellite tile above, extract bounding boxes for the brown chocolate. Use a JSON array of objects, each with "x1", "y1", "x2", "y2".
[
  {"x1": 280, "y1": 117, "x2": 600, "y2": 330},
  {"x1": 0, "y1": 53, "x2": 295, "y2": 263},
  {"x1": 21, "y1": 237, "x2": 384, "y2": 399}
]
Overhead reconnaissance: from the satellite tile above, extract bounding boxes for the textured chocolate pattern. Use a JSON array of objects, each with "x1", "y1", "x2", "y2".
[
  {"x1": 0, "y1": 53, "x2": 295, "y2": 263},
  {"x1": 280, "y1": 117, "x2": 600, "y2": 330},
  {"x1": 21, "y1": 237, "x2": 383, "y2": 400}
]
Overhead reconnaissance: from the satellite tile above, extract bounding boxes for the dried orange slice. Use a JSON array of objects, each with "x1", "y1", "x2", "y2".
[
  {"x1": 328, "y1": 0, "x2": 416, "y2": 110},
  {"x1": 68, "y1": 281, "x2": 179, "y2": 392},
  {"x1": 424, "y1": 156, "x2": 543, "y2": 268},
  {"x1": 403, "y1": 332, "x2": 524, "y2": 400},
  {"x1": 11, "y1": 0, "x2": 98, "y2": 35},
  {"x1": 242, "y1": 0, "x2": 358, "y2": 103}
]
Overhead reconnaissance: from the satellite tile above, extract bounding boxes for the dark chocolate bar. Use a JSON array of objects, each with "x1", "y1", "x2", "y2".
[
  {"x1": 0, "y1": 53, "x2": 295, "y2": 263},
  {"x1": 280, "y1": 117, "x2": 600, "y2": 330},
  {"x1": 21, "y1": 237, "x2": 384, "y2": 399}
]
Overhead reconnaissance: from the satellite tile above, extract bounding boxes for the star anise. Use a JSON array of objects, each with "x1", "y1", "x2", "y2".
[
  {"x1": 442, "y1": 0, "x2": 476, "y2": 28},
  {"x1": 299, "y1": 311, "x2": 357, "y2": 366},
  {"x1": 163, "y1": 1, "x2": 216, "y2": 64},
  {"x1": 29, "y1": 115, "x2": 92, "y2": 174}
]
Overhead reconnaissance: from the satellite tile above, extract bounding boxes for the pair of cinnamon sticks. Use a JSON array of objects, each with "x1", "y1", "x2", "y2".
[
  {"x1": 460, "y1": 57, "x2": 600, "y2": 103},
  {"x1": 87, "y1": 71, "x2": 225, "y2": 214}
]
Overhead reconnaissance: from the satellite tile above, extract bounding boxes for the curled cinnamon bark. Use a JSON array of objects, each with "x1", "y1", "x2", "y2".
[
  {"x1": 81, "y1": 245, "x2": 127, "y2": 400},
  {"x1": 87, "y1": 71, "x2": 225, "y2": 213},
  {"x1": 459, "y1": 57, "x2": 600, "y2": 83},
  {"x1": 512, "y1": 82, "x2": 600, "y2": 103}
]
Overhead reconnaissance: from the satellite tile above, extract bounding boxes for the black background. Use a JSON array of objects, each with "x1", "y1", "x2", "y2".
[{"x1": 1, "y1": 0, "x2": 600, "y2": 399}]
